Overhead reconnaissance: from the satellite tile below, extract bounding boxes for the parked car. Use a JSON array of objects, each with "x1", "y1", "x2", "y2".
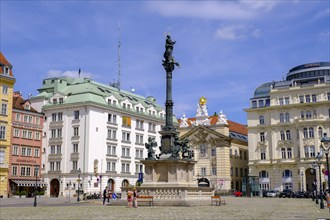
[
  {"x1": 234, "y1": 190, "x2": 243, "y2": 197},
  {"x1": 266, "y1": 190, "x2": 277, "y2": 197},
  {"x1": 279, "y1": 189, "x2": 293, "y2": 198}
]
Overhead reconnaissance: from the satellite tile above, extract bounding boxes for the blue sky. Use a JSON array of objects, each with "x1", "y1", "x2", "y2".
[{"x1": 1, "y1": 0, "x2": 329, "y2": 125}]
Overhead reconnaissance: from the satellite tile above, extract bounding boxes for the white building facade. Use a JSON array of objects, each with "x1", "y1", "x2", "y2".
[
  {"x1": 30, "y1": 77, "x2": 165, "y2": 197},
  {"x1": 245, "y1": 62, "x2": 330, "y2": 192}
]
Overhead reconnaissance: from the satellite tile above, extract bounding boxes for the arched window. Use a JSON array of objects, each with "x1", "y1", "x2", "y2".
[
  {"x1": 121, "y1": 179, "x2": 129, "y2": 188},
  {"x1": 282, "y1": 170, "x2": 292, "y2": 178},
  {"x1": 281, "y1": 148, "x2": 286, "y2": 159},
  {"x1": 287, "y1": 148, "x2": 292, "y2": 158},
  {"x1": 279, "y1": 113, "x2": 284, "y2": 122},
  {"x1": 259, "y1": 115, "x2": 265, "y2": 125},
  {"x1": 303, "y1": 128, "x2": 308, "y2": 138},
  {"x1": 309, "y1": 128, "x2": 314, "y2": 138},
  {"x1": 318, "y1": 127, "x2": 323, "y2": 138},
  {"x1": 286, "y1": 130, "x2": 291, "y2": 140},
  {"x1": 259, "y1": 170, "x2": 269, "y2": 178},
  {"x1": 285, "y1": 113, "x2": 290, "y2": 122},
  {"x1": 260, "y1": 132, "x2": 265, "y2": 142}
]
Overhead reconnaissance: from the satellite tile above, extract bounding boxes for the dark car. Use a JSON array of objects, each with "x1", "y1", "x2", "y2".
[
  {"x1": 279, "y1": 189, "x2": 293, "y2": 198},
  {"x1": 234, "y1": 190, "x2": 243, "y2": 197}
]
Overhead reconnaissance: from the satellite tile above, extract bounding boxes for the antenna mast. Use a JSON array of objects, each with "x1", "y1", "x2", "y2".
[{"x1": 117, "y1": 22, "x2": 121, "y2": 91}]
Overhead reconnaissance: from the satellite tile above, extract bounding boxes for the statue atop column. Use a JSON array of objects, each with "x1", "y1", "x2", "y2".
[{"x1": 162, "y1": 34, "x2": 180, "y2": 72}]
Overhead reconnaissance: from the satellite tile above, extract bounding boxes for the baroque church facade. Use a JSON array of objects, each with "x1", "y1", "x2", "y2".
[{"x1": 178, "y1": 97, "x2": 248, "y2": 193}]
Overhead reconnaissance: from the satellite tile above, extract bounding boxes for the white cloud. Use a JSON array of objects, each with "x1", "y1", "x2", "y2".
[
  {"x1": 214, "y1": 25, "x2": 261, "y2": 40},
  {"x1": 46, "y1": 70, "x2": 97, "y2": 79},
  {"x1": 145, "y1": 1, "x2": 278, "y2": 21}
]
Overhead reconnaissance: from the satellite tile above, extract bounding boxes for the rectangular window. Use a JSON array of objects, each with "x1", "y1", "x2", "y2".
[
  {"x1": 136, "y1": 120, "x2": 144, "y2": 130},
  {"x1": 212, "y1": 166, "x2": 217, "y2": 176},
  {"x1": 108, "y1": 114, "x2": 117, "y2": 124},
  {"x1": 56, "y1": 145, "x2": 61, "y2": 154},
  {"x1": 312, "y1": 94, "x2": 317, "y2": 102},
  {"x1": 28, "y1": 116, "x2": 32, "y2": 123},
  {"x1": 285, "y1": 97, "x2": 290, "y2": 105},
  {"x1": 13, "y1": 129, "x2": 20, "y2": 137},
  {"x1": 50, "y1": 162, "x2": 55, "y2": 171},
  {"x1": 1, "y1": 103, "x2": 8, "y2": 115},
  {"x1": 59, "y1": 98, "x2": 63, "y2": 104},
  {"x1": 2, "y1": 85, "x2": 8, "y2": 94},
  {"x1": 58, "y1": 112, "x2": 63, "y2": 121},
  {"x1": 34, "y1": 148, "x2": 40, "y2": 157},
  {"x1": 260, "y1": 132, "x2": 265, "y2": 142},
  {"x1": 35, "y1": 117, "x2": 40, "y2": 125},
  {"x1": 26, "y1": 167, "x2": 31, "y2": 176},
  {"x1": 16, "y1": 113, "x2": 20, "y2": 121},
  {"x1": 0, "y1": 126, "x2": 6, "y2": 140},
  {"x1": 21, "y1": 147, "x2": 27, "y2": 156},
  {"x1": 73, "y1": 144, "x2": 78, "y2": 153},
  {"x1": 211, "y1": 148, "x2": 216, "y2": 156},
  {"x1": 51, "y1": 129, "x2": 56, "y2": 138},
  {"x1": 12, "y1": 166, "x2": 18, "y2": 176},
  {"x1": 12, "y1": 146, "x2": 19, "y2": 155},
  {"x1": 73, "y1": 127, "x2": 79, "y2": 136},
  {"x1": 50, "y1": 145, "x2": 56, "y2": 154},
  {"x1": 122, "y1": 147, "x2": 130, "y2": 157},
  {"x1": 305, "y1": 95, "x2": 310, "y2": 103},
  {"x1": 57, "y1": 129, "x2": 62, "y2": 137},
  {"x1": 252, "y1": 100, "x2": 257, "y2": 108},
  {"x1": 24, "y1": 115, "x2": 28, "y2": 122},
  {"x1": 122, "y1": 131, "x2": 131, "y2": 142},
  {"x1": 135, "y1": 149, "x2": 144, "y2": 159},
  {"x1": 279, "y1": 98, "x2": 284, "y2": 106},
  {"x1": 26, "y1": 147, "x2": 32, "y2": 156},
  {"x1": 200, "y1": 144, "x2": 207, "y2": 157},
  {"x1": 107, "y1": 161, "x2": 116, "y2": 172},
  {"x1": 0, "y1": 150, "x2": 4, "y2": 164},
  {"x1": 107, "y1": 145, "x2": 116, "y2": 155},
  {"x1": 121, "y1": 163, "x2": 130, "y2": 173},
  {"x1": 74, "y1": 110, "x2": 80, "y2": 120},
  {"x1": 72, "y1": 161, "x2": 78, "y2": 170},
  {"x1": 35, "y1": 132, "x2": 40, "y2": 140},
  {"x1": 136, "y1": 134, "x2": 144, "y2": 144},
  {"x1": 27, "y1": 131, "x2": 32, "y2": 139},
  {"x1": 201, "y1": 167, "x2": 206, "y2": 176},
  {"x1": 52, "y1": 113, "x2": 57, "y2": 122},
  {"x1": 20, "y1": 167, "x2": 26, "y2": 176},
  {"x1": 299, "y1": 96, "x2": 304, "y2": 103},
  {"x1": 107, "y1": 129, "x2": 117, "y2": 139},
  {"x1": 122, "y1": 116, "x2": 131, "y2": 127},
  {"x1": 56, "y1": 161, "x2": 61, "y2": 170}
]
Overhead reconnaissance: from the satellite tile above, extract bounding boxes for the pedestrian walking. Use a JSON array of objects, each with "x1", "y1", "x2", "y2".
[
  {"x1": 127, "y1": 188, "x2": 133, "y2": 208},
  {"x1": 103, "y1": 186, "x2": 108, "y2": 205},
  {"x1": 133, "y1": 188, "x2": 138, "y2": 208}
]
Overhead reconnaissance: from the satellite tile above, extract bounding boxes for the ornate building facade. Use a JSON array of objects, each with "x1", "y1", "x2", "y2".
[
  {"x1": 30, "y1": 76, "x2": 165, "y2": 197},
  {"x1": 8, "y1": 92, "x2": 45, "y2": 197},
  {"x1": 245, "y1": 62, "x2": 330, "y2": 192},
  {"x1": 178, "y1": 97, "x2": 248, "y2": 193},
  {"x1": 0, "y1": 52, "x2": 15, "y2": 198}
]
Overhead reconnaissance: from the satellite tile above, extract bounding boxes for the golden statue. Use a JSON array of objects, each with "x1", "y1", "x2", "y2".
[{"x1": 199, "y1": 96, "x2": 207, "y2": 105}]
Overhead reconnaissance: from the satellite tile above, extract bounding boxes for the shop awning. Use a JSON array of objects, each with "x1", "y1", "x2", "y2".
[{"x1": 12, "y1": 180, "x2": 47, "y2": 187}]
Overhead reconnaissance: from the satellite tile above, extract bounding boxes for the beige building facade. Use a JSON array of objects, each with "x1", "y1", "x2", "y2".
[
  {"x1": 245, "y1": 62, "x2": 330, "y2": 192},
  {"x1": 178, "y1": 97, "x2": 248, "y2": 194}
]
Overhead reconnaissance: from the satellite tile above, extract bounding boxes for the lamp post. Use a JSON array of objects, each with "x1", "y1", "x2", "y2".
[
  {"x1": 300, "y1": 171, "x2": 304, "y2": 191},
  {"x1": 33, "y1": 165, "x2": 39, "y2": 207},
  {"x1": 77, "y1": 168, "x2": 81, "y2": 202},
  {"x1": 311, "y1": 163, "x2": 318, "y2": 204},
  {"x1": 320, "y1": 133, "x2": 330, "y2": 191},
  {"x1": 315, "y1": 153, "x2": 324, "y2": 209}
]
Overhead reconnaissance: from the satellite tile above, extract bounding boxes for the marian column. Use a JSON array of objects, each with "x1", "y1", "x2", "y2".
[{"x1": 159, "y1": 34, "x2": 180, "y2": 158}]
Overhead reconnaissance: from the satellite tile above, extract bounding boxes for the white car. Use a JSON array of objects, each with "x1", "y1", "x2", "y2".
[{"x1": 266, "y1": 190, "x2": 277, "y2": 197}]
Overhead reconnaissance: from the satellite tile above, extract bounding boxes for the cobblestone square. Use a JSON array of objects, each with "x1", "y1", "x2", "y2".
[{"x1": 1, "y1": 196, "x2": 329, "y2": 220}]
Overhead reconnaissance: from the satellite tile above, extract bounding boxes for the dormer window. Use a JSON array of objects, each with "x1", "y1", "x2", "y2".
[
  {"x1": 3, "y1": 66, "x2": 10, "y2": 75},
  {"x1": 53, "y1": 99, "x2": 57, "y2": 104},
  {"x1": 24, "y1": 105, "x2": 30, "y2": 110},
  {"x1": 59, "y1": 98, "x2": 63, "y2": 104}
]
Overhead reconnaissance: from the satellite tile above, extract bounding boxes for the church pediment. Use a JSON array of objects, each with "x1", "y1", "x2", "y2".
[{"x1": 180, "y1": 126, "x2": 230, "y2": 146}]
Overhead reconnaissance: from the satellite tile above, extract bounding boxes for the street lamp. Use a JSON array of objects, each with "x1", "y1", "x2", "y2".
[
  {"x1": 311, "y1": 163, "x2": 318, "y2": 204},
  {"x1": 33, "y1": 165, "x2": 39, "y2": 207},
  {"x1": 320, "y1": 133, "x2": 330, "y2": 191},
  {"x1": 315, "y1": 153, "x2": 324, "y2": 209},
  {"x1": 77, "y1": 168, "x2": 81, "y2": 202}
]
